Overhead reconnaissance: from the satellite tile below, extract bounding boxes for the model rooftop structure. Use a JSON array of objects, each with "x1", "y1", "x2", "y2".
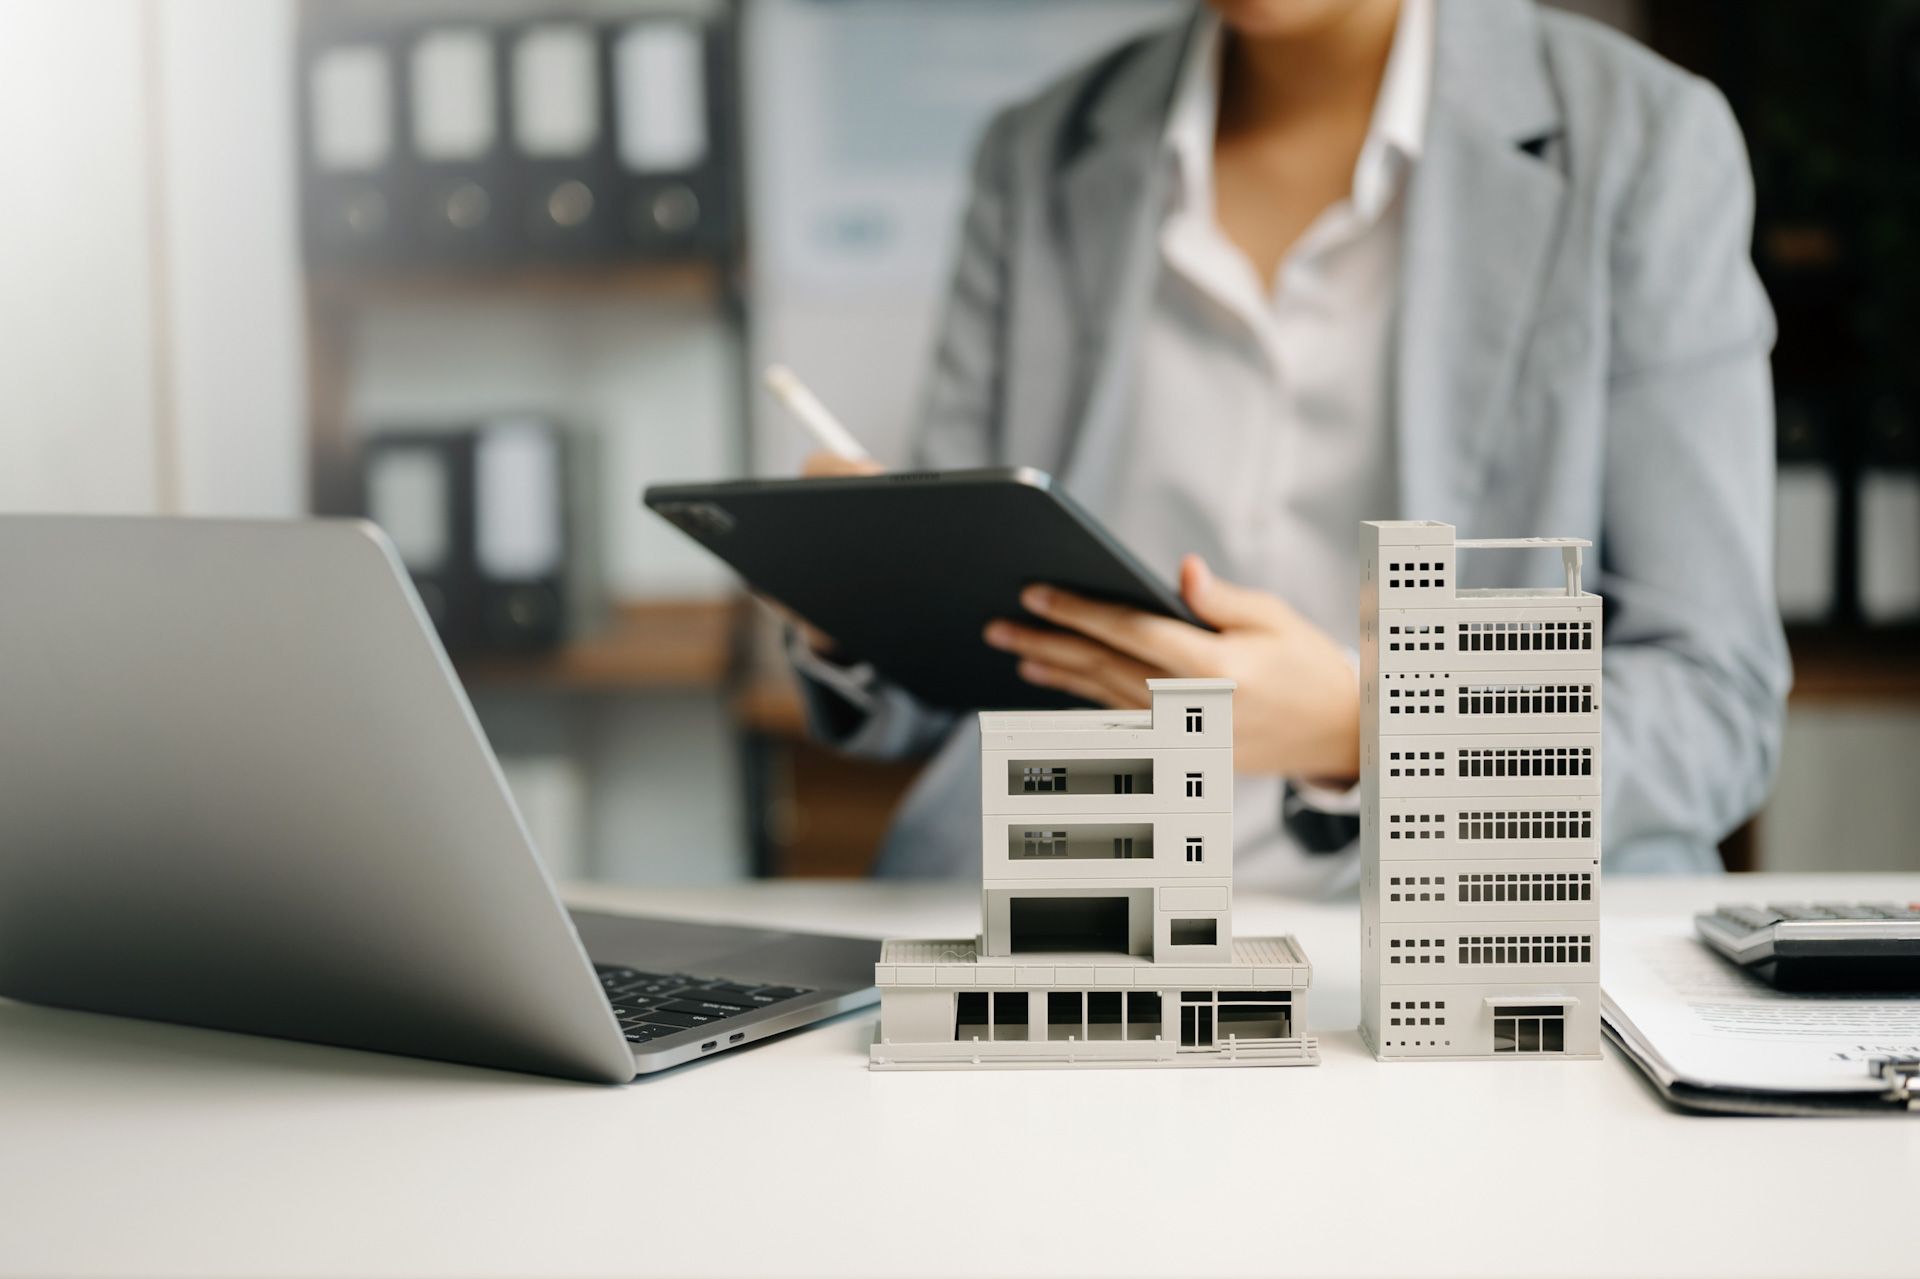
[
  {"x1": 870, "y1": 678, "x2": 1319, "y2": 1070},
  {"x1": 1357, "y1": 521, "x2": 1603, "y2": 1061}
]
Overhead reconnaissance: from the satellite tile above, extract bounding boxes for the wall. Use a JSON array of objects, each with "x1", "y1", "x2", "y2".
[
  {"x1": 1761, "y1": 708, "x2": 1920, "y2": 873},
  {"x1": 157, "y1": 0, "x2": 307, "y2": 517},
  {"x1": 0, "y1": 1, "x2": 163, "y2": 513}
]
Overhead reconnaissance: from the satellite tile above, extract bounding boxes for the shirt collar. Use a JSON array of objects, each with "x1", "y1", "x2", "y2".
[{"x1": 1165, "y1": 0, "x2": 1435, "y2": 224}]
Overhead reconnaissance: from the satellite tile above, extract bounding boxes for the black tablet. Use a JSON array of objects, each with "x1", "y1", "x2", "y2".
[{"x1": 644, "y1": 467, "x2": 1203, "y2": 711}]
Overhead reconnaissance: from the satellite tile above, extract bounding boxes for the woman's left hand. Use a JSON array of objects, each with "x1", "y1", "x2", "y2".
[{"x1": 983, "y1": 554, "x2": 1360, "y2": 785}]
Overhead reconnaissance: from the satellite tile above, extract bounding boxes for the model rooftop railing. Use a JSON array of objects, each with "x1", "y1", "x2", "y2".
[{"x1": 1456, "y1": 536, "x2": 1592, "y2": 597}]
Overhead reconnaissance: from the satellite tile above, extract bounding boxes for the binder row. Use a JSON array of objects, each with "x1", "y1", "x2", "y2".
[
  {"x1": 1776, "y1": 393, "x2": 1920, "y2": 626},
  {"x1": 300, "y1": 7, "x2": 736, "y2": 267},
  {"x1": 362, "y1": 421, "x2": 570, "y2": 656}
]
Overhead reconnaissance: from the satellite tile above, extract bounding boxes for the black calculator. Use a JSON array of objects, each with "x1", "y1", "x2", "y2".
[{"x1": 1695, "y1": 902, "x2": 1920, "y2": 991}]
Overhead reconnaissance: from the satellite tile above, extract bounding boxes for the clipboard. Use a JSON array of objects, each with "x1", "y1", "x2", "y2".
[{"x1": 1601, "y1": 919, "x2": 1920, "y2": 1117}]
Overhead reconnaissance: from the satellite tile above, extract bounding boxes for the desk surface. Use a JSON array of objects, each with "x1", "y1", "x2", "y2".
[{"x1": 3, "y1": 873, "x2": 1917, "y2": 1279}]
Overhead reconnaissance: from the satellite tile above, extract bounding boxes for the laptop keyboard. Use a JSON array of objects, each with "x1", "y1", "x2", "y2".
[{"x1": 595, "y1": 965, "x2": 815, "y2": 1046}]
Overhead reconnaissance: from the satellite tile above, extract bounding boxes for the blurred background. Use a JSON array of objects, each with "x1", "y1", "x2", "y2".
[{"x1": 1, "y1": 0, "x2": 1914, "y2": 884}]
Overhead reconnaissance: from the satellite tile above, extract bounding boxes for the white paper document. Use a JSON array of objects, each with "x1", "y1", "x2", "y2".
[{"x1": 1601, "y1": 919, "x2": 1920, "y2": 1096}]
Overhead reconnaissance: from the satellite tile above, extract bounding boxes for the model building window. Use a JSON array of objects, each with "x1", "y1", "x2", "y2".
[
  {"x1": 1125, "y1": 990, "x2": 1163, "y2": 1040},
  {"x1": 1458, "y1": 934, "x2": 1592, "y2": 965},
  {"x1": 1216, "y1": 991, "x2": 1293, "y2": 1041},
  {"x1": 1020, "y1": 829, "x2": 1067, "y2": 857},
  {"x1": 1021, "y1": 766, "x2": 1067, "y2": 793},
  {"x1": 1010, "y1": 822, "x2": 1153, "y2": 860},
  {"x1": 1185, "y1": 836, "x2": 1203, "y2": 863},
  {"x1": 1008, "y1": 897, "x2": 1129, "y2": 953},
  {"x1": 1185, "y1": 772, "x2": 1203, "y2": 798},
  {"x1": 1170, "y1": 918, "x2": 1217, "y2": 946},
  {"x1": 1047, "y1": 991, "x2": 1084, "y2": 1041},
  {"x1": 1492, "y1": 1004, "x2": 1566, "y2": 1053},
  {"x1": 1087, "y1": 991, "x2": 1123, "y2": 1041},
  {"x1": 1184, "y1": 706, "x2": 1203, "y2": 733},
  {"x1": 1009, "y1": 759, "x2": 1151, "y2": 796},
  {"x1": 991, "y1": 991, "x2": 1028, "y2": 1041},
  {"x1": 954, "y1": 991, "x2": 990, "y2": 1041},
  {"x1": 1458, "y1": 809, "x2": 1594, "y2": 841}
]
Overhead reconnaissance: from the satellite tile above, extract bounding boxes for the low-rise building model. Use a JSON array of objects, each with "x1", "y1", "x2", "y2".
[{"x1": 870, "y1": 678, "x2": 1318, "y2": 1070}]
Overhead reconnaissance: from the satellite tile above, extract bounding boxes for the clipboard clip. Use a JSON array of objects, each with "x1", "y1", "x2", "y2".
[{"x1": 1868, "y1": 1056, "x2": 1920, "y2": 1108}]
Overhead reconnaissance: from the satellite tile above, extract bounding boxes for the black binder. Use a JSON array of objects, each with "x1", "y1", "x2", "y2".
[
  {"x1": 1857, "y1": 398, "x2": 1920, "y2": 624},
  {"x1": 507, "y1": 19, "x2": 619, "y2": 261},
  {"x1": 403, "y1": 22, "x2": 517, "y2": 264},
  {"x1": 362, "y1": 431, "x2": 474, "y2": 647},
  {"x1": 607, "y1": 13, "x2": 738, "y2": 258},
  {"x1": 299, "y1": 22, "x2": 409, "y2": 265},
  {"x1": 361, "y1": 421, "x2": 569, "y2": 656}
]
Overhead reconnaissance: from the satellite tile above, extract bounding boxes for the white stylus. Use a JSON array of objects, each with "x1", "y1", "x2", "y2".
[{"x1": 763, "y1": 364, "x2": 873, "y2": 462}]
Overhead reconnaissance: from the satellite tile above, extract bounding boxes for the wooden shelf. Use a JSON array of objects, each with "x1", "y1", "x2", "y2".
[
  {"x1": 1787, "y1": 626, "x2": 1920, "y2": 705},
  {"x1": 307, "y1": 259, "x2": 721, "y2": 310},
  {"x1": 457, "y1": 598, "x2": 740, "y2": 692},
  {"x1": 733, "y1": 675, "x2": 811, "y2": 738}
]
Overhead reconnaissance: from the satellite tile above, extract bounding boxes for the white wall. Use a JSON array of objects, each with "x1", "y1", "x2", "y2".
[
  {"x1": 158, "y1": 0, "x2": 306, "y2": 517},
  {"x1": 1761, "y1": 708, "x2": 1920, "y2": 872},
  {"x1": 0, "y1": 0, "x2": 304, "y2": 517},
  {"x1": 0, "y1": 1, "x2": 164, "y2": 513}
]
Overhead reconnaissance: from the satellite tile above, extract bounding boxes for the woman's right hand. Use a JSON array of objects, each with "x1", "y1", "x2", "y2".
[
  {"x1": 780, "y1": 451, "x2": 885, "y2": 654},
  {"x1": 801, "y1": 451, "x2": 883, "y2": 479}
]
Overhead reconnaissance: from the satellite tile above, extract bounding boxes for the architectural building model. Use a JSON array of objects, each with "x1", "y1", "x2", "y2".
[
  {"x1": 1358, "y1": 521, "x2": 1602, "y2": 1060},
  {"x1": 870, "y1": 678, "x2": 1319, "y2": 1069}
]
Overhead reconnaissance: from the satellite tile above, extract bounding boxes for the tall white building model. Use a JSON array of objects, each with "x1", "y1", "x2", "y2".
[
  {"x1": 1358, "y1": 522, "x2": 1602, "y2": 1061},
  {"x1": 870, "y1": 679, "x2": 1319, "y2": 1070}
]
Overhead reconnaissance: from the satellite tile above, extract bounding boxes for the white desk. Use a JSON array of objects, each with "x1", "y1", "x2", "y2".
[{"x1": 3, "y1": 873, "x2": 1917, "y2": 1278}]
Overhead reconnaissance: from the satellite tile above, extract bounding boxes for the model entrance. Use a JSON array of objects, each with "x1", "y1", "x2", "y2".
[
  {"x1": 1180, "y1": 992, "x2": 1214, "y2": 1047},
  {"x1": 1181, "y1": 991, "x2": 1295, "y2": 1048}
]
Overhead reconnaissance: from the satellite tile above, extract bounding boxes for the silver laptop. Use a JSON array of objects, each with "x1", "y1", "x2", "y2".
[{"x1": 0, "y1": 516, "x2": 878, "y2": 1082}]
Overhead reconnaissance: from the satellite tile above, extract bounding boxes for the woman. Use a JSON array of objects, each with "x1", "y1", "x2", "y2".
[{"x1": 789, "y1": 0, "x2": 1790, "y2": 890}]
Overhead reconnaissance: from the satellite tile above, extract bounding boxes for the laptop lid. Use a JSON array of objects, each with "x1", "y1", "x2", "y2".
[{"x1": 0, "y1": 516, "x2": 634, "y2": 1082}]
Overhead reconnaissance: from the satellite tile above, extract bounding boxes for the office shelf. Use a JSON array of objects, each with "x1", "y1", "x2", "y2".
[
  {"x1": 1786, "y1": 626, "x2": 1920, "y2": 705},
  {"x1": 457, "y1": 599, "x2": 739, "y2": 691},
  {"x1": 733, "y1": 675, "x2": 810, "y2": 738},
  {"x1": 307, "y1": 260, "x2": 722, "y2": 310}
]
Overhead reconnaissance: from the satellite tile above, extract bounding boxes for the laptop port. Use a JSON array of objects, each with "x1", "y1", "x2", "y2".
[
  {"x1": 701, "y1": 1040, "x2": 717, "y2": 1051},
  {"x1": 729, "y1": 1032, "x2": 745, "y2": 1043}
]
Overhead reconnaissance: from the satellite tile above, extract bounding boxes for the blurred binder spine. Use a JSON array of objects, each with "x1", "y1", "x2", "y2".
[
  {"x1": 405, "y1": 23, "x2": 516, "y2": 264},
  {"x1": 1773, "y1": 395, "x2": 1840, "y2": 626},
  {"x1": 610, "y1": 13, "x2": 737, "y2": 257},
  {"x1": 362, "y1": 422, "x2": 569, "y2": 657},
  {"x1": 510, "y1": 19, "x2": 618, "y2": 260},
  {"x1": 1857, "y1": 397, "x2": 1920, "y2": 625},
  {"x1": 364, "y1": 431, "x2": 472, "y2": 645},
  {"x1": 301, "y1": 24, "x2": 408, "y2": 264}
]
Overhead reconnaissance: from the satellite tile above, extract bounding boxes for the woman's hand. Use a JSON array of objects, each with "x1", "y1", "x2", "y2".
[
  {"x1": 801, "y1": 451, "x2": 882, "y2": 480},
  {"x1": 777, "y1": 451, "x2": 885, "y2": 655},
  {"x1": 983, "y1": 554, "x2": 1360, "y2": 785}
]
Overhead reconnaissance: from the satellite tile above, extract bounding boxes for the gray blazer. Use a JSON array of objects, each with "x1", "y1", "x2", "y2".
[{"x1": 798, "y1": 0, "x2": 1791, "y2": 879}]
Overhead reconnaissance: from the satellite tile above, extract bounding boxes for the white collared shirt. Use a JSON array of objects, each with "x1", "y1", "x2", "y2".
[{"x1": 1069, "y1": 0, "x2": 1434, "y2": 894}]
